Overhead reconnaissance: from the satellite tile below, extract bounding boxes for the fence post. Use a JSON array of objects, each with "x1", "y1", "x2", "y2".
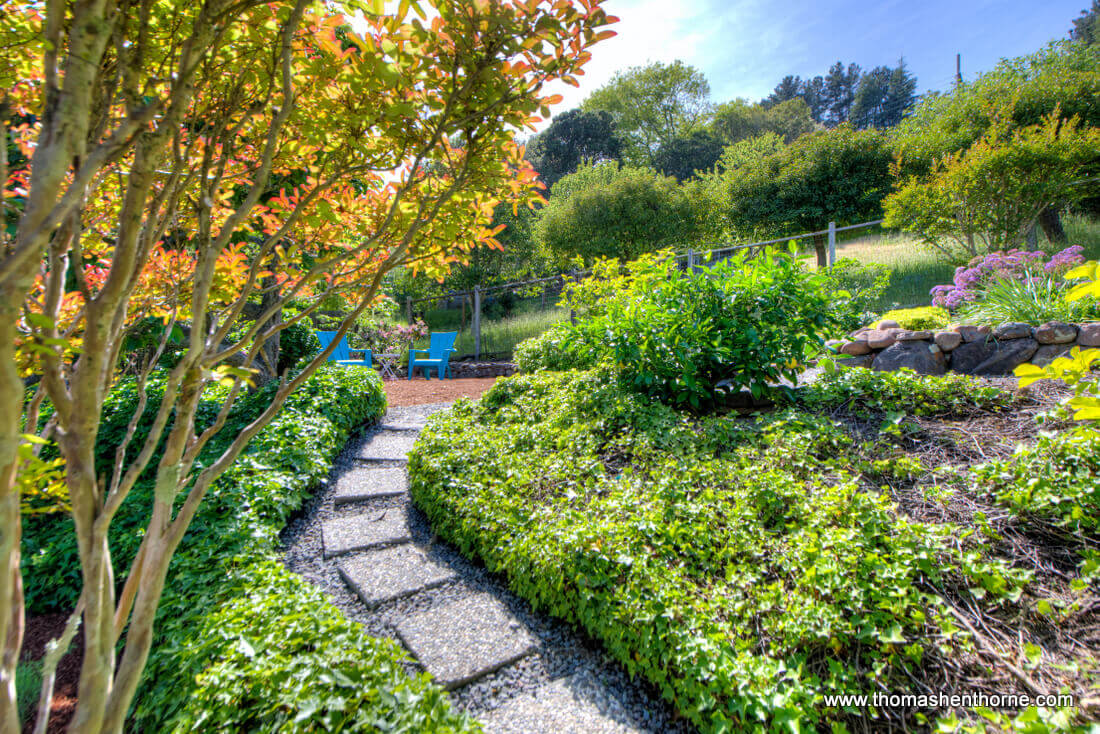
[
  {"x1": 827, "y1": 221, "x2": 837, "y2": 267},
  {"x1": 405, "y1": 296, "x2": 413, "y2": 324},
  {"x1": 687, "y1": 248, "x2": 695, "y2": 272},
  {"x1": 473, "y1": 285, "x2": 481, "y2": 361}
]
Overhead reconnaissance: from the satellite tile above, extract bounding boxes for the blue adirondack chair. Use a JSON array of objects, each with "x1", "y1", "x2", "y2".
[
  {"x1": 315, "y1": 331, "x2": 372, "y2": 368},
  {"x1": 408, "y1": 331, "x2": 457, "y2": 380}
]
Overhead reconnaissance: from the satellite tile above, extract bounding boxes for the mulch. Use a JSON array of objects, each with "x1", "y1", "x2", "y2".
[
  {"x1": 383, "y1": 376, "x2": 500, "y2": 406},
  {"x1": 21, "y1": 613, "x2": 81, "y2": 734}
]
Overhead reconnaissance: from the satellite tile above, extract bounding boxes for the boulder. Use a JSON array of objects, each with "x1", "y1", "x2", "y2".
[
  {"x1": 1077, "y1": 322, "x2": 1100, "y2": 347},
  {"x1": 866, "y1": 328, "x2": 900, "y2": 350},
  {"x1": 871, "y1": 341, "x2": 946, "y2": 375},
  {"x1": 933, "y1": 331, "x2": 963, "y2": 352},
  {"x1": 825, "y1": 339, "x2": 844, "y2": 351},
  {"x1": 876, "y1": 319, "x2": 901, "y2": 330},
  {"x1": 992, "y1": 322, "x2": 1032, "y2": 340},
  {"x1": 895, "y1": 329, "x2": 933, "y2": 341},
  {"x1": 1033, "y1": 321, "x2": 1077, "y2": 344},
  {"x1": 839, "y1": 340, "x2": 871, "y2": 356},
  {"x1": 835, "y1": 355, "x2": 874, "y2": 369},
  {"x1": 953, "y1": 324, "x2": 991, "y2": 342},
  {"x1": 1031, "y1": 343, "x2": 1073, "y2": 368},
  {"x1": 950, "y1": 338, "x2": 1039, "y2": 375}
]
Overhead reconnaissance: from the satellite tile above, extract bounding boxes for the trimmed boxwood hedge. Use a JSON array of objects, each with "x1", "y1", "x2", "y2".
[
  {"x1": 407, "y1": 368, "x2": 1042, "y2": 732},
  {"x1": 23, "y1": 366, "x2": 473, "y2": 732}
]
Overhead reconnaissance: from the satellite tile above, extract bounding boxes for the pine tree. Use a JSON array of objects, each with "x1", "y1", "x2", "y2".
[
  {"x1": 823, "y1": 61, "x2": 862, "y2": 126},
  {"x1": 1071, "y1": 0, "x2": 1100, "y2": 44}
]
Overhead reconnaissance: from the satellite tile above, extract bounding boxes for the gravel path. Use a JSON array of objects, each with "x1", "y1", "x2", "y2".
[{"x1": 280, "y1": 402, "x2": 691, "y2": 733}]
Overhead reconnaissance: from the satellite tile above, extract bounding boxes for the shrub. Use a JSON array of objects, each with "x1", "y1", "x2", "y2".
[
  {"x1": 875, "y1": 306, "x2": 950, "y2": 330},
  {"x1": 820, "y1": 258, "x2": 891, "y2": 331},
  {"x1": 536, "y1": 160, "x2": 698, "y2": 264},
  {"x1": 512, "y1": 322, "x2": 596, "y2": 373},
  {"x1": 563, "y1": 248, "x2": 836, "y2": 409},
  {"x1": 408, "y1": 369, "x2": 1030, "y2": 732},
  {"x1": 23, "y1": 366, "x2": 473, "y2": 732},
  {"x1": 277, "y1": 321, "x2": 321, "y2": 374}
]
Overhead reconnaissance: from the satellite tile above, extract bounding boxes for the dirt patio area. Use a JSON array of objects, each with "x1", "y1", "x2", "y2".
[{"x1": 383, "y1": 376, "x2": 500, "y2": 406}]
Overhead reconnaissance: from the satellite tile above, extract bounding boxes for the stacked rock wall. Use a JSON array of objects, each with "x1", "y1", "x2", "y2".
[{"x1": 827, "y1": 320, "x2": 1100, "y2": 376}]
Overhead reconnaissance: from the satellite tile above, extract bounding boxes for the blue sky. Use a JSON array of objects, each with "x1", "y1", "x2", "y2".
[{"x1": 542, "y1": 0, "x2": 1089, "y2": 114}]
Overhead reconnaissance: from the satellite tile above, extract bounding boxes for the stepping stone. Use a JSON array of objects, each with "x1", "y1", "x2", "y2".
[
  {"x1": 481, "y1": 670, "x2": 642, "y2": 734},
  {"x1": 377, "y1": 420, "x2": 425, "y2": 432},
  {"x1": 394, "y1": 593, "x2": 538, "y2": 689},
  {"x1": 321, "y1": 506, "x2": 410, "y2": 557},
  {"x1": 352, "y1": 431, "x2": 419, "y2": 462},
  {"x1": 333, "y1": 467, "x2": 408, "y2": 504},
  {"x1": 338, "y1": 545, "x2": 458, "y2": 606}
]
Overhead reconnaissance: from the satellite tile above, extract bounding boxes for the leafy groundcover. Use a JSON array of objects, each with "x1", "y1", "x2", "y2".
[
  {"x1": 23, "y1": 365, "x2": 473, "y2": 732},
  {"x1": 408, "y1": 366, "x2": 1094, "y2": 733}
]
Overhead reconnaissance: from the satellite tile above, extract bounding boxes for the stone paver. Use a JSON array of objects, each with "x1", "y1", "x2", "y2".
[
  {"x1": 352, "y1": 431, "x2": 419, "y2": 462},
  {"x1": 377, "y1": 420, "x2": 426, "y2": 432},
  {"x1": 321, "y1": 506, "x2": 410, "y2": 557},
  {"x1": 395, "y1": 593, "x2": 538, "y2": 689},
  {"x1": 338, "y1": 545, "x2": 458, "y2": 606},
  {"x1": 481, "y1": 670, "x2": 643, "y2": 734},
  {"x1": 333, "y1": 466, "x2": 408, "y2": 504}
]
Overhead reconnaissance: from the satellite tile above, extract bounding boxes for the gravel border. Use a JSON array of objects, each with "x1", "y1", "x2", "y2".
[{"x1": 280, "y1": 402, "x2": 692, "y2": 733}]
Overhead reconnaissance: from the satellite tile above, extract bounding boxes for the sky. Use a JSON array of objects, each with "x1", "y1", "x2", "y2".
[{"x1": 539, "y1": 0, "x2": 1089, "y2": 122}]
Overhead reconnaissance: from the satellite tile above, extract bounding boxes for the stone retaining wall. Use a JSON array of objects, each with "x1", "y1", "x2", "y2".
[{"x1": 827, "y1": 320, "x2": 1100, "y2": 376}]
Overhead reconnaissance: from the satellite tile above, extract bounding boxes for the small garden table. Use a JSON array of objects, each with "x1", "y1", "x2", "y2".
[{"x1": 376, "y1": 353, "x2": 401, "y2": 380}]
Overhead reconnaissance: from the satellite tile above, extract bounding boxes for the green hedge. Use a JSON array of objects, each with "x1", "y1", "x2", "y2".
[
  {"x1": 408, "y1": 368, "x2": 1039, "y2": 732},
  {"x1": 23, "y1": 366, "x2": 473, "y2": 732}
]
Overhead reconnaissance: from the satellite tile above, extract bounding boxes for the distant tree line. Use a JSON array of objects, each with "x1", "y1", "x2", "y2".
[{"x1": 394, "y1": 4, "x2": 1100, "y2": 301}]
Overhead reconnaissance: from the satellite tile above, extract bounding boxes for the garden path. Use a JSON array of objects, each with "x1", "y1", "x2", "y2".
[{"x1": 282, "y1": 403, "x2": 689, "y2": 734}]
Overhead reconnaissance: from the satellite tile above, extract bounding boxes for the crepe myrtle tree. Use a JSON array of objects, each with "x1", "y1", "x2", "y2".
[{"x1": 0, "y1": 0, "x2": 616, "y2": 731}]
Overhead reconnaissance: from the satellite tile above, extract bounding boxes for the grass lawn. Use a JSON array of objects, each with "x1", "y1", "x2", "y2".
[{"x1": 420, "y1": 300, "x2": 569, "y2": 359}]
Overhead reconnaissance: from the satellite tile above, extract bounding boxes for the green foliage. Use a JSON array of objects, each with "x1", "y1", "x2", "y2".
[
  {"x1": 278, "y1": 321, "x2": 321, "y2": 373},
  {"x1": 971, "y1": 431, "x2": 1100, "y2": 535},
  {"x1": 562, "y1": 249, "x2": 836, "y2": 409},
  {"x1": 525, "y1": 108, "x2": 623, "y2": 190},
  {"x1": 581, "y1": 60, "x2": 711, "y2": 165},
  {"x1": 794, "y1": 363, "x2": 1015, "y2": 418},
  {"x1": 890, "y1": 41, "x2": 1100, "y2": 172},
  {"x1": 16, "y1": 661, "x2": 41, "y2": 725},
  {"x1": 23, "y1": 366, "x2": 472, "y2": 731},
  {"x1": 703, "y1": 125, "x2": 893, "y2": 242},
  {"x1": 408, "y1": 369, "x2": 1030, "y2": 732},
  {"x1": 819, "y1": 257, "x2": 892, "y2": 331},
  {"x1": 848, "y1": 59, "x2": 918, "y2": 130},
  {"x1": 885, "y1": 114, "x2": 1100, "y2": 260},
  {"x1": 536, "y1": 161, "x2": 697, "y2": 265},
  {"x1": 876, "y1": 306, "x2": 951, "y2": 330},
  {"x1": 710, "y1": 97, "x2": 815, "y2": 146},
  {"x1": 956, "y1": 273, "x2": 1098, "y2": 325},
  {"x1": 652, "y1": 129, "x2": 724, "y2": 182},
  {"x1": 512, "y1": 321, "x2": 595, "y2": 373}
]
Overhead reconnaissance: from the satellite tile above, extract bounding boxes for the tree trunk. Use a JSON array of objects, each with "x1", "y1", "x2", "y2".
[
  {"x1": 812, "y1": 233, "x2": 827, "y2": 268},
  {"x1": 1038, "y1": 207, "x2": 1067, "y2": 245}
]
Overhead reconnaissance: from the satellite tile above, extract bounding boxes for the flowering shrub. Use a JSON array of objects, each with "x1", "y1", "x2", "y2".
[{"x1": 930, "y1": 246, "x2": 1085, "y2": 309}]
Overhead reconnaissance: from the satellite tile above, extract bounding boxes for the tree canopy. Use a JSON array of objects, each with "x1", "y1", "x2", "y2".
[
  {"x1": 524, "y1": 108, "x2": 623, "y2": 190},
  {"x1": 537, "y1": 161, "x2": 697, "y2": 263},
  {"x1": 699, "y1": 126, "x2": 892, "y2": 262},
  {"x1": 581, "y1": 60, "x2": 712, "y2": 165}
]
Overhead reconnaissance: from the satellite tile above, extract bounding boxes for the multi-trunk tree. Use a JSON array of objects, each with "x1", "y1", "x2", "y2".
[{"x1": 0, "y1": 1, "x2": 615, "y2": 732}]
